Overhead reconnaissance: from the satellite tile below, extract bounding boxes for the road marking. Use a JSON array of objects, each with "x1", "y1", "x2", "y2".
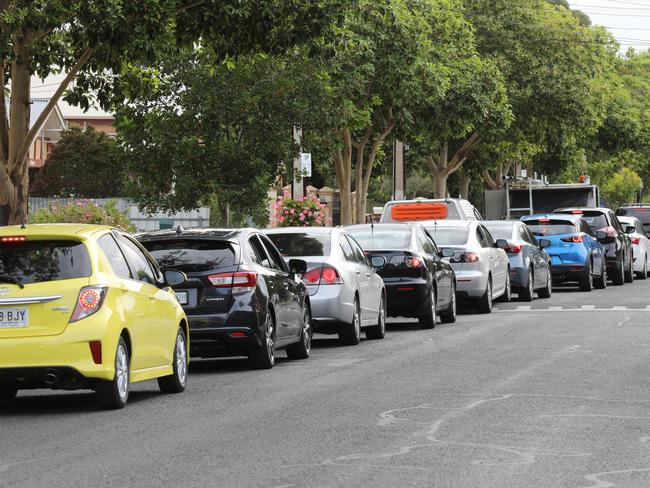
[
  {"x1": 616, "y1": 316, "x2": 631, "y2": 327},
  {"x1": 581, "y1": 305, "x2": 596, "y2": 310},
  {"x1": 580, "y1": 467, "x2": 650, "y2": 488},
  {"x1": 494, "y1": 307, "x2": 650, "y2": 313}
]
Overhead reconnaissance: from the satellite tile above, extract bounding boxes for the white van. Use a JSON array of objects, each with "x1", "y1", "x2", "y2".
[{"x1": 379, "y1": 198, "x2": 482, "y2": 223}]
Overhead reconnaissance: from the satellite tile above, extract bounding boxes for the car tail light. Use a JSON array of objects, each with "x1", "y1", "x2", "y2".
[
  {"x1": 405, "y1": 256, "x2": 424, "y2": 268},
  {"x1": 537, "y1": 218, "x2": 550, "y2": 223},
  {"x1": 0, "y1": 236, "x2": 27, "y2": 243},
  {"x1": 599, "y1": 226, "x2": 617, "y2": 237},
  {"x1": 301, "y1": 266, "x2": 343, "y2": 285},
  {"x1": 208, "y1": 272, "x2": 258, "y2": 294},
  {"x1": 452, "y1": 252, "x2": 480, "y2": 263},
  {"x1": 70, "y1": 285, "x2": 107, "y2": 323},
  {"x1": 571, "y1": 210, "x2": 583, "y2": 215},
  {"x1": 561, "y1": 235, "x2": 584, "y2": 243},
  {"x1": 504, "y1": 244, "x2": 523, "y2": 254},
  {"x1": 631, "y1": 237, "x2": 641, "y2": 245},
  {"x1": 229, "y1": 331, "x2": 247, "y2": 338}
]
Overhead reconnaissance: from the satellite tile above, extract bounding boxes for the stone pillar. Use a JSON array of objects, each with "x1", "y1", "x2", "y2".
[{"x1": 317, "y1": 186, "x2": 334, "y2": 226}]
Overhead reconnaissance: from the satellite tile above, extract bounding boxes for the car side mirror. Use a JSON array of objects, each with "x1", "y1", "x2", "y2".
[
  {"x1": 288, "y1": 258, "x2": 307, "y2": 275},
  {"x1": 370, "y1": 255, "x2": 386, "y2": 267},
  {"x1": 625, "y1": 225, "x2": 636, "y2": 234},
  {"x1": 495, "y1": 239, "x2": 509, "y2": 249},
  {"x1": 440, "y1": 247, "x2": 455, "y2": 258},
  {"x1": 163, "y1": 269, "x2": 187, "y2": 287},
  {"x1": 539, "y1": 239, "x2": 551, "y2": 249}
]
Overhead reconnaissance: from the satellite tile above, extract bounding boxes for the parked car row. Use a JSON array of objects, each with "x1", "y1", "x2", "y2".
[{"x1": 0, "y1": 202, "x2": 647, "y2": 410}]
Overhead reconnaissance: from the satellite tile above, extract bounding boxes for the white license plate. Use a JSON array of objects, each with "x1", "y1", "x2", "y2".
[
  {"x1": 0, "y1": 307, "x2": 28, "y2": 329},
  {"x1": 176, "y1": 291, "x2": 188, "y2": 305}
]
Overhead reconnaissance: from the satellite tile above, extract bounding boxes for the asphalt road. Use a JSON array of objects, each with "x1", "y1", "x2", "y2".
[{"x1": 3, "y1": 280, "x2": 650, "y2": 488}]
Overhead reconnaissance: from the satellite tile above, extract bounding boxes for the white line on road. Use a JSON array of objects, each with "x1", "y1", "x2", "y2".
[{"x1": 494, "y1": 308, "x2": 650, "y2": 313}]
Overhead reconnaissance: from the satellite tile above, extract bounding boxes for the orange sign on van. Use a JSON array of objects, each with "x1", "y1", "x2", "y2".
[{"x1": 391, "y1": 202, "x2": 449, "y2": 221}]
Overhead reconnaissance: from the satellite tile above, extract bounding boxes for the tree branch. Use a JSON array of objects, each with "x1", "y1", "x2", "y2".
[
  {"x1": 177, "y1": 0, "x2": 207, "y2": 13},
  {"x1": 447, "y1": 132, "x2": 480, "y2": 172},
  {"x1": 13, "y1": 47, "x2": 94, "y2": 169},
  {"x1": 0, "y1": 60, "x2": 8, "y2": 162}
]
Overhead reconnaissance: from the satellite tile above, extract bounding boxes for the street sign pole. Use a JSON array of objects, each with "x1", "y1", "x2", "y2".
[{"x1": 292, "y1": 125, "x2": 304, "y2": 199}]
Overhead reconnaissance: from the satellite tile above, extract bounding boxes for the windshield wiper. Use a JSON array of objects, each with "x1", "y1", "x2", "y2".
[{"x1": 0, "y1": 275, "x2": 24, "y2": 289}]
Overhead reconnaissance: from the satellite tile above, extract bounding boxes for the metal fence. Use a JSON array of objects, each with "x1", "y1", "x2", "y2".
[{"x1": 29, "y1": 197, "x2": 210, "y2": 232}]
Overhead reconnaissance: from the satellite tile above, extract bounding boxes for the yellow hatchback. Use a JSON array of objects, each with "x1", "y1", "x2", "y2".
[{"x1": 0, "y1": 224, "x2": 189, "y2": 409}]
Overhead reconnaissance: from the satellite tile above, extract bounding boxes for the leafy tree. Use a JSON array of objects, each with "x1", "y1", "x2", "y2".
[
  {"x1": 0, "y1": 0, "x2": 342, "y2": 226},
  {"x1": 30, "y1": 126, "x2": 125, "y2": 197},
  {"x1": 322, "y1": 0, "x2": 479, "y2": 224},
  {"x1": 117, "y1": 50, "x2": 329, "y2": 226},
  {"x1": 602, "y1": 167, "x2": 643, "y2": 208},
  {"x1": 468, "y1": 0, "x2": 616, "y2": 192}
]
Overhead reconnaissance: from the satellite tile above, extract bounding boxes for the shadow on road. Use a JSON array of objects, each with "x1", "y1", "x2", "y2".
[{"x1": 0, "y1": 390, "x2": 159, "y2": 416}]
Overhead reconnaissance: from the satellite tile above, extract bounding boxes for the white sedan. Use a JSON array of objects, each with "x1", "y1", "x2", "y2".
[
  {"x1": 618, "y1": 216, "x2": 650, "y2": 279},
  {"x1": 422, "y1": 220, "x2": 511, "y2": 313}
]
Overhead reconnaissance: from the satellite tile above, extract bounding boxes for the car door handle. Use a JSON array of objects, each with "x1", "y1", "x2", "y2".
[
  {"x1": 366, "y1": 273, "x2": 371, "y2": 277},
  {"x1": 356, "y1": 270, "x2": 361, "y2": 275}
]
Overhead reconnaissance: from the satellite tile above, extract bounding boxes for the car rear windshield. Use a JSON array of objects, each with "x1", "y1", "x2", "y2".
[
  {"x1": 266, "y1": 233, "x2": 330, "y2": 257},
  {"x1": 347, "y1": 230, "x2": 411, "y2": 250},
  {"x1": 577, "y1": 212, "x2": 609, "y2": 231},
  {"x1": 617, "y1": 207, "x2": 650, "y2": 229},
  {"x1": 0, "y1": 239, "x2": 91, "y2": 285},
  {"x1": 524, "y1": 220, "x2": 577, "y2": 236},
  {"x1": 423, "y1": 226, "x2": 470, "y2": 246},
  {"x1": 483, "y1": 226, "x2": 513, "y2": 241},
  {"x1": 143, "y1": 239, "x2": 235, "y2": 272}
]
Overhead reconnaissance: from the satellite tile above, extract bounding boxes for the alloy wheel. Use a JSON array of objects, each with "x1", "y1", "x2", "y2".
[
  {"x1": 115, "y1": 343, "x2": 129, "y2": 401},
  {"x1": 265, "y1": 314, "x2": 275, "y2": 366},
  {"x1": 175, "y1": 333, "x2": 187, "y2": 387}
]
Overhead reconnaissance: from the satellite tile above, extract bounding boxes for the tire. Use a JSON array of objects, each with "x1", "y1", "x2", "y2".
[
  {"x1": 286, "y1": 304, "x2": 312, "y2": 359},
  {"x1": 537, "y1": 266, "x2": 553, "y2": 299},
  {"x1": 497, "y1": 271, "x2": 512, "y2": 303},
  {"x1": 579, "y1": 260, "x2": 594, "y2": 292},
  {"x1": 158, "y1": 327, "x2": 188, "y2": 394},
  {"x1": 365, "y1": 294, "x2": 386, "y2": 340},
  {"x1": 639, "y1": 256, "x2": 648, "y2": 280},
  {"x1": 339, "y1": 298, "x2": 361, "y2": 346},
  {"x1": 418, "y1": 287, "x2": 437, "y2": 329},
  {"x1": 518, "y1": 268, "x2": 534, "y2": 302},
  {"x1": 625, "y1": 254, "x2": 634, "y2": 283},
  {"x1": 439, "y1": 281, "x2": 457, "y2": 324},
  {"x1": 476, "y1": 277, "x2": 493, "y2": 314},
  {"x1": 96, "y1": 336, "x2": 130, "y2": 410},
  {"x1": 249, "y1": 310, "x2": 275, "y2": 369},
  {"x1": 0, "y1": 386, "x2": 17, "y2": 401},
  {"x1": 594, "y1": 260, "x2": 608, "y2": 290},
  {"x1": 612, "y1": 258, "x2": 625, "y2": 286}
]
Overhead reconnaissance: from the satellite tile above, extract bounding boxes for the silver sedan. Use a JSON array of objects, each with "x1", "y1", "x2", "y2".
[
  {"x1": 421, "y1": 220, "x2": 511, "y2": 313},
  {"x1": 264, "y1": 227, "x2": 386, "y2": 345}
]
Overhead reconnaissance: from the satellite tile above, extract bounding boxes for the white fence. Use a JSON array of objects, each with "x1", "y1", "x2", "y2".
[{"x1": 29, "y1": 197, "x2": 210, "y2": 232}]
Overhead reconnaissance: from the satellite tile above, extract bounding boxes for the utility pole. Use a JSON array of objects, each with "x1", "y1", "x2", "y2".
[{"x1": 393, "y1": 140, "x2": 405, "y2": 200}]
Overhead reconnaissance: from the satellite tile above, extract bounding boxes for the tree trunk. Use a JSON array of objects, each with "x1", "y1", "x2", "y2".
[{"x1": 334, "y1": 129, "x2": 354, "y2": 225}]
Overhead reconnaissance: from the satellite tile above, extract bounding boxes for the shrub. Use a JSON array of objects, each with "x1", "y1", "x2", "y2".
[
  {"x1": 272, "y1": 194, "x2": 326, "y2": 227},
  {"x1": 30, "y1": 200, "x2": 136, "y2": 232}
]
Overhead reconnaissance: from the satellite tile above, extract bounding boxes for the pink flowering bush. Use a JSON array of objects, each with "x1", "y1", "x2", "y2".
[
  {"x1": 272, "y1": 194, "x2": 326, "y2": 227},
  {"x1": 30, "y1": 199, "x2": 136, "y2": 232}
]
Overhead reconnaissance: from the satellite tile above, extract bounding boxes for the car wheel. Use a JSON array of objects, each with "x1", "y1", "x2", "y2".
[
  {"x1": 286, "y1": 304, "x2": 312, "y2": 359},
  {"x1": 439, "y1": 281, "x2": 457, "y2": 324},
  {"x1": 96, "y1": 336, "x2": 130, "y2": 410},
  {"x1": 158, "y1": 327, "x2": 188, "y2": 394},
  {"x1": 249, "y1": 310, "x2": 276, "y2": 369},
  {"x1": 537, "y1": 266, "x2": 553, "y2": 298},
  {"x1": 625, "y1": 254, "x2": 634, "y2": 283},
  {"x1": 594, "y1": 260, "x2": 607, "y2": 289},
  {"x1": 340, "y1": 298, "x2": 361, "y2": 346},
  {"x1": 0, "y1": 386, "x2": 17, "y2": 401},
  {"x1": 418, "y1": 287, "x2": 437, "y2": 329},
  {"x1": 579, "y1": 260, "x2": 594, "y2": 292},
  {"x1": 477, "y1": 277, "x2": 493, "y2": 314},
  {"x1": 518, "y1": 268, "x2": 534, "y2": 302},
  {"x1": 639, "y1": 255, "x2": 648, "y2": 280},
  {"x1": 365, "y1": 294, "x2": 386, "y2": 340},
  {"x1": 612, "y1": 258, "x2": 625, "y2": 286}
]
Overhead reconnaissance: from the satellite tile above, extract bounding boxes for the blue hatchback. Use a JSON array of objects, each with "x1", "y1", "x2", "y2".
[{"x1": 521, "y1": 214, "x2": 607, "y2": 291}]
